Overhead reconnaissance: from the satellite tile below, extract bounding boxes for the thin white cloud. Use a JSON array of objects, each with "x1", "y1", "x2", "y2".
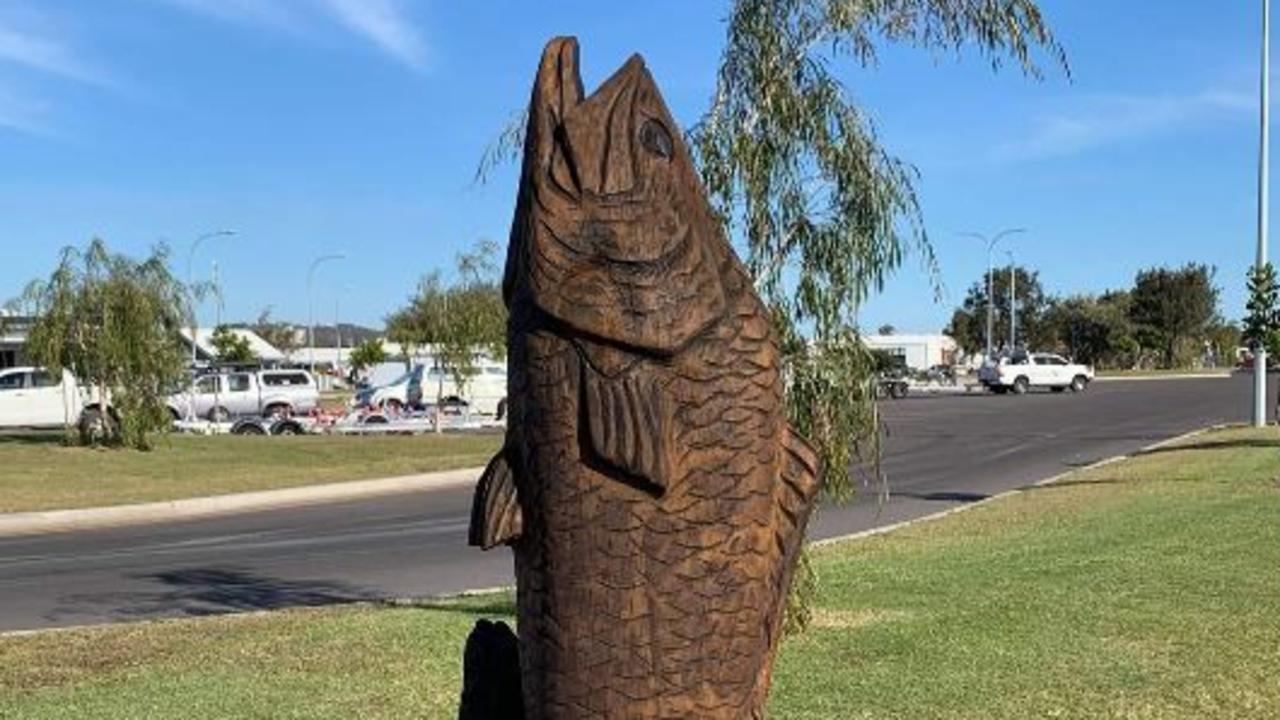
[
  {"x1": 995, "y1": 89, "x2": 1255, "y2": 162},
  {"x1": 0, "y1": 20, "x2": 106, "y2": 86},
  {"x1": 161, "y1": 0, "x2": 429, "y2": 71},
  {"x1": 316, "y1": 0, "x2": 428, "y2": 71}
]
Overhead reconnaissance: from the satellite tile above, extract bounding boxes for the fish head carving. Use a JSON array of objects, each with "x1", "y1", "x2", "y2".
[{"x1": 506, "y1": 37, "x2": 727, "y2": 355}]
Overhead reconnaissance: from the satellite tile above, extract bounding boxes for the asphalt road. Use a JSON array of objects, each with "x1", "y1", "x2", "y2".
[{"x1": 0, "y1": 374, "x2": 1261, "y2": 632}]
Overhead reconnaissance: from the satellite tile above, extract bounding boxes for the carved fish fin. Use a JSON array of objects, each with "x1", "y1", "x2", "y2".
[
  {"x1": 581, "y1": 365, "x2": 674, "y2": 494},
  {"x1": 777, "y1": 426, "x2": 821, "y2": 557},
  {"x1": 468, "y1": 448, "x2": 524, "y2": 550}
]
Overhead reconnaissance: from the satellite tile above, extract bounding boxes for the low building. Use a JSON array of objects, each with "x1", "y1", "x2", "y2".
[{"x1": 863, "y1": 333, "x2": 958, "y2": 370}]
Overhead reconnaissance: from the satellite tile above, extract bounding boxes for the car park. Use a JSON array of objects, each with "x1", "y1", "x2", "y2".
[
  {"x1": 978, "y1": 352, "x2": 1093, "y2": 395},
  {"x1": 167, "y1": 369, "x2": 318, "y2": 421}
]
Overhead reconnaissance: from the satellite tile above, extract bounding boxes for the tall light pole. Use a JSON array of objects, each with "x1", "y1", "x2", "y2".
[
  {"x1": 1255, "y1": 0, "x2": 1271, "y2": 427},
  {"x1": 185, "y1": 230, "x2": 235, "y2": 422},
  {"x1": 186, "y1": 230, "x2": 236, "y2": 370},
  {"x1": 962, "y1": 228, "x2": 1026, "y2": 359},
  {"x1": 1006, "y1": 250, "x2": 1017, "y2": 351},
  {"x1": 307, "y1": 253, "x2": 346, "y2": 375}
]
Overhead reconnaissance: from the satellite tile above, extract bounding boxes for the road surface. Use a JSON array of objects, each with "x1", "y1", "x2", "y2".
[{"x1": 0, "y1": 374, "x2": 1260, "y2": 632}]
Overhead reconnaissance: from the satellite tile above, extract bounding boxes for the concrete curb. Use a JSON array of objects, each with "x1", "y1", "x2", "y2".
[
  {"x1": 811, "y1": 423, "x2": 1231, "y2": 550},
  {"x1": 1093, "y1": 372, "x2": 1232, "y2": 382},
  {"x1": 0, "y1": 467, "x2": 485, "y2": 539}
]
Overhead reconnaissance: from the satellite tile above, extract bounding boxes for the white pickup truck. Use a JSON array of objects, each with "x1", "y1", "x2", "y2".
[
  {"x1": 167, "y1": 369, "x2": 318, "y2": 421},
  {"x1": 978, "y1": 352, "x2": 1094, "y2": 395},
  {"x1": 0, "y1": 366, "x2": 107, "y2": 430}
]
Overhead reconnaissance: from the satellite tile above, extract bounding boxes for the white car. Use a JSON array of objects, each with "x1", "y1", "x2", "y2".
[
  {"x1": 978, "y1": 352, "x2": 1093, "y2": 395},
  {"x1": 354, "y1": 362, "x2": 508, "y2": 417},
  {"x1": 0, "y1": 366, "x2": 102, "y2": 429},
  {"x1": 167, "y1": 369, "x2": 318, "y2": 421}
]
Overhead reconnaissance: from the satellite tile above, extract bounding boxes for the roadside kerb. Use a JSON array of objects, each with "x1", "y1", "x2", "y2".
[
  {"x1": 0, "y1": 467, "x2": 484, "y2": 539},
  {"x1": 811, "y1": 423, "x2": 1230, "y2": 549}
]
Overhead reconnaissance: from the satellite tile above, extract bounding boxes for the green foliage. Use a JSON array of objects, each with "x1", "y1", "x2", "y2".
[
  {"x1": 19, "y1": 238, "x2": 189, "y2": 450},
  {"x1": 386, "y1": 240, "x2": 506, "y2": 397},
  {"x1": 1243, "y1": 263, "x2": 1280, "y2": 357},
  {"x1": 1129, "y1": 264, "x2": 1219, "y2": 369},
  {"x1": 209, "y1": 325, "x2": 256, "y2": 364},
  {"x1": 347, "y1": 338, "x2": 387, "y2": 373},
  {"x1": 945, "y1": 266, "x2": 1052, "y2": 355},
  {"x1": 1042, "y1": 292, "x2": 1138, "y2": 369}
]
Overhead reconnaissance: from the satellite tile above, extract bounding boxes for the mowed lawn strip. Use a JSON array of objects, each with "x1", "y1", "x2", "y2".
[
  {"x1": 0, "y1": 433, "x2": 500, "y2": 513},
  {"x1": 1, "y1": 426, "x2": 1275, "y2": 719}
]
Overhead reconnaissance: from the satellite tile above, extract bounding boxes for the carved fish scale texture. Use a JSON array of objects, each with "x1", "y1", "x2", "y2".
[{"x1": 509, "y1": 258, "x2": 798, "y2": 720}]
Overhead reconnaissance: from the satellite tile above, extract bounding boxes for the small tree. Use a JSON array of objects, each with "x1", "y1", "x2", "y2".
[
  {"x1": 876, "y1": 324, "x2": 896, "y2": 336},
  {"x1": 20, "y1": 238, "x2": 189, "y2": 449},
  {"x1": 387, "y1": 240, "x2": 507, "y2": 420},
  {"x1": 348, "y1": 337, "x2": 388, "y2": 375},
  {"x1": 210, "y1": 325, "x2": 256, "y2": 364},
  {"x1": 946, "y1": 266, "x2": 1053, "y2": 354},
  {"x1": 1243, "y1": 263, "x2": 1280, "y2": 360}
]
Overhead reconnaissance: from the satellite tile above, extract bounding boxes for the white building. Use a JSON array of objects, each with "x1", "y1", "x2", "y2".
[
  {"x1": 179, "y1": 327, "x2": 287, "y2": 364},
  {"x1": 863, "y1": 333, "x2": 958, "y2": 370}
]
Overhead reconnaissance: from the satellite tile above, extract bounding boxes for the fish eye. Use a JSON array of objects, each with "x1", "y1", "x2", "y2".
[{"x1": 639, "y1": 119, "x2": 673, "y2": 159}]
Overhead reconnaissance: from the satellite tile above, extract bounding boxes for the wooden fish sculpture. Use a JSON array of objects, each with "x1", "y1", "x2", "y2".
[{"x1": 467, "y1": 37, "x2": 821, "y2": 720}]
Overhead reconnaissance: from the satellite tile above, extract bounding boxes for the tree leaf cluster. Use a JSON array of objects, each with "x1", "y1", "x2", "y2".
[
  {"x1": 347, "y1": 337, "x2": 388, "y2": 374},
  {"x1": 210, "y1": 325, "x2": 257, "y2": 364},
  {"x1": 945, "y1": 266, "x2": 1054, "y2": 354},
  {"x1": 1244, "y1": 262, "x2": 1280, "y2": 357},
  {"x1": 386, "y1": 240, "x2": 506, "y2": 397}
]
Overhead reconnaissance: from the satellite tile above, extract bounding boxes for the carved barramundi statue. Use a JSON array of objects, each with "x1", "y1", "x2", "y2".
[{"x1": 467, "y1": 37, "x2": 820, "y2": 720}]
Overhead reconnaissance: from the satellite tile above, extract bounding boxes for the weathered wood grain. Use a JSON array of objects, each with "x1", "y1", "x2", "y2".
[{"x1": 462, "y1": 36, "x2": 821, "y2": 720}]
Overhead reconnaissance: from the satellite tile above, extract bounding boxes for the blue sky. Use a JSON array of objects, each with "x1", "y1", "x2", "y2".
[{"x1": 0, "y1": 1, "x2": 1270, "y2": 333}]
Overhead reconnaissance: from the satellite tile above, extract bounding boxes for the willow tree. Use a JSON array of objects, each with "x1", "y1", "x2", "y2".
[
  {"x1": 20, "y1": 239, "x2": 189, "y2": 449},
  {"x1": 482, "y1": 0, "x2": 1066, "y2": 627},
  {"x1": 386, "y1": 240, "x2": 506, "y2": 413}
]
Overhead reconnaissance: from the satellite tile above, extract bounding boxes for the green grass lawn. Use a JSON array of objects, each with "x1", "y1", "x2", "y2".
[
  {"x1": 1, "y1": 426, "x2": 1275, "y2": 719},
  {"x1": 0, "y1": 432, "x2": 500, "y2": 513}
]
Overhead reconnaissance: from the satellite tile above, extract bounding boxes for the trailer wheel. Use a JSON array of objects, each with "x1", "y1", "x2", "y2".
[
  {"x1": 270, "y1": 419, "x2": 305, "y2": 436},
  {"x1": 231, "y1": 420, "x2": 266, "y2": 436}
]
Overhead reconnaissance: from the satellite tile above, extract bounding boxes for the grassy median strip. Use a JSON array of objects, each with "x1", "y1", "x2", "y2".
[
  {"x1": 0, "y1": 433, "x2": 500, "y2": 513},
  {"x1": 1, "y1": 426, "x2": 1275, "y2": 719}
]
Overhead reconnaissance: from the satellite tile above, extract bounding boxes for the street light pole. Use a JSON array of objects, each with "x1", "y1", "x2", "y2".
[
  {"x1": 184, "y1": 229, "x2": 235, "y2": 421},
  {"x1": 1255, "y1": 0, "x2": 1271, "y2": 427},
  {"x1": 307, "y1": 253, "x2": 346, "y2": 377},
  {"x1": 962, "y1": 228, "x2": 1026, "y2": 359},
  {"x1": 1006, "y1": 250, "x2": 1017, "y2": 351}
]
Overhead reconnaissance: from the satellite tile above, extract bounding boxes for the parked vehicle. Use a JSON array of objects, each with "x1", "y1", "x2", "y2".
[
  {"x1": 353, "y1": 362, "x2": 507, "y2": 417},
  {"x1": 978, "y1": 352, "x2": 1093, "y2": 395},
  {"x1": 0, "y1": 366, "x2": 109, "y2": 431},
  {"x1": 167, "y1": 369, "x2": 318, "y2": 421}
]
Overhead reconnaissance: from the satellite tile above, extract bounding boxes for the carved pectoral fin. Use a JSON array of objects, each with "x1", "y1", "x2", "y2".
[
  {"x1": 777, "y1": 426, "x2": 821, "y2": 557},
  {"x1": 581, "y1": 366, "x2": 674, "y2": 494},
  {"x1": 469, "y1": 448, "x2": 524, "y2": 550}
]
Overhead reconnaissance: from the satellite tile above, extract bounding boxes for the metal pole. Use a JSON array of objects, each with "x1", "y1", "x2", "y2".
[
  {"x1": 185, "y1": 229, "x2": 235, "y2": 421},
  {"x1": 962, "y1": 228, "x2": 1026, "y2": 359},
  {"x1": 307, "y1": 253, "x2": 346, "y2": 381},
  {"x1": 1007, "y1": 251, "x2": 1017, "y2": 351},
  {"x1": 1256, "y1": 0, "x2": 1271, "y2": 427},
  {"x1": 212, "y1": 260, "x2": 221, "y2": 423}
]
